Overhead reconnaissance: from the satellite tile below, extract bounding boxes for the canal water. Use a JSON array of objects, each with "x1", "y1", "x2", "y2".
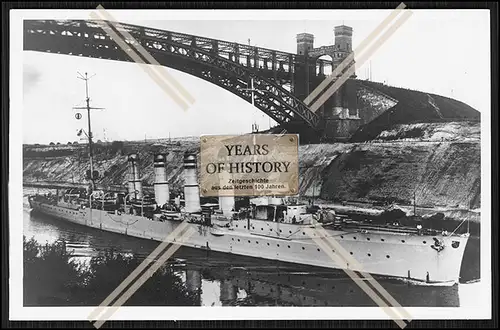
[{"x1": 22, "y1": 188, "x2": 481, "y2": 307}]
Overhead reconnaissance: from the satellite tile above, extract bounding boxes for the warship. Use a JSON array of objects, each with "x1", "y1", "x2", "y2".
[
  {"x1": 27, "y1": 75, "x2": 470, "y2": 287},
  {"x1": 28, "y1": 150, "x2": 470, "y2": 286}
]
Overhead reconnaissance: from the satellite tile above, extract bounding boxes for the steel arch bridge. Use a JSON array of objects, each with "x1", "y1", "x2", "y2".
[{"x1": 23, "y1": 20, "x2": 326, "y2": 134}]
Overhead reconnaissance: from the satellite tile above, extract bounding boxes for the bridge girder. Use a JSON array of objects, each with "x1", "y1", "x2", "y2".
[{"x1": 23, "y1": 20, "x2": 323, "y2": 133}]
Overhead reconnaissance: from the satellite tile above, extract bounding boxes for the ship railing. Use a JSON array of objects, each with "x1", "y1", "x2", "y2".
[{"x1": 339, "y1": 221, "x2": 453, "y2": 236}]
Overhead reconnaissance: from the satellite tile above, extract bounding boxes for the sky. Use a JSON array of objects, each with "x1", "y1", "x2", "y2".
[{"x1": 20, "y1": 9, "x2": 490, "y2": 144}]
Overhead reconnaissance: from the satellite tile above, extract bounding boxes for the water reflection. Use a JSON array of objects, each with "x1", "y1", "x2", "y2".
[
  {"x1": 178, "y1": 264, "x2": 460, "y2": 307},
  {"x1": 23, "y1": 195, "x2": 477, "y2": 307}
]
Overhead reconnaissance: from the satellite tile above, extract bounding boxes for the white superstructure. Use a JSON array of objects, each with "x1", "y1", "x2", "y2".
[{"x1": 29, "y1": 197, "x2": 469, "y2": 285}]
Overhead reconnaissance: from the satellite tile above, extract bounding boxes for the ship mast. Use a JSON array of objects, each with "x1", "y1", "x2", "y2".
[
  {"x1": 242, "y1": 77, "x2": 270, "y2": 133},
  {"x1": 73, "y1": 72, "x2": 104, "y2": 192}
]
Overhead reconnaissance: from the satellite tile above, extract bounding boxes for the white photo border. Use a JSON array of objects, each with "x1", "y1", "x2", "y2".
[{"x1": 9, "y1": 8, "x2": 492, "y2": 321}]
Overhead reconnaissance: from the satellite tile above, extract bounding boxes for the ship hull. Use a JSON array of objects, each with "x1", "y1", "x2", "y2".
[{"x1": 29, "y1": 200, "x2": 469, "y2": 286}]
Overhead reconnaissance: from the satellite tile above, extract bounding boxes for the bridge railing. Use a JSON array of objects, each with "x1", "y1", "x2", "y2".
[
  {"x1": 27, "y1": 19, "x2": 332, "y2": 73},
  {"x1": 24, "y1": 19, "x2": 325, "y2": 131}
]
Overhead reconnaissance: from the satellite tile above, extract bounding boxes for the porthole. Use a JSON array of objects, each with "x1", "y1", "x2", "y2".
[
  {"x1": 340, "y1": 235, "x2": 344, "y2": 239},
  {"x1": 261, "y1": 228, "x2": 264, "y2": 231},
  {"x1": 302, "y1": 232, "x2": 305, "y2": 235},
  {"x1": 270, "y1": 228, "x2": 273, "y2": 231},
  {"x1": 317, "y1": 248, "x2": 321, "y2": 252},
  {"x1": 289, "y1": 230, "x2": 292, "y2": 234},
  {"x1": 256, "y1": 241, "x2": 259, "y2": 244},
  {"x1": 277, "y1": 244, "x2": 280, "y2": 247},
  {"x1": 267, "y1": 243, "x2": 270, "y2": 246},
  {"x1": 302, "y1": 247, "x2": 305, "y2": 250},
  {"x1": 386, "y1": 255, "x2": 390, "y2": 258},
  {"x1": 231, "y1": 238, "x2": 234, "y2": 241},
  {"x1": 381, "y1": 238, "x2": 385, "y2": 242},
  {"x1": 350, "y1": 252, "x2": 353, "y2": 255},
  {"x1": 302, "y1": 281, "x2": 306, "y2": 285},
  {"x1": 353, "y1": 237, "x2": 357, "y2": 240},
  {"x1": 236, "y1": 225, "x2": 238, "y2": 228},
  {"x1": 248, "y1": 240, "x2": 251, "y2": 243},
  {"x1": 423, "y1": 241, "x2": 427, "y2": 244},
  {"x1": 366, "y1": 237, "x2": 370, "y2": 241},
  {"x1": 368, "y1": 253, "x2": 371, "y2": 257},
  {"x1": 244, "y1": 226, "x2": 246, "y2": 229},
  {"x1": 401, "y1": 240, "x2": 406, "y2": 243},
  {"x1": 279, "y1": 229, "x2": 282, "y2": 233},
  {"x1": 288, "y1": 245, "x2": 291, "y2": 248},
  {"x1": 237, "y1": 239, "x2": 240, "y2": 242}
]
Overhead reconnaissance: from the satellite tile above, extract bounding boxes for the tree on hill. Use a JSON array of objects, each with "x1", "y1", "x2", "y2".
[{"x1": 49, "y1": 142, "x2": 55, "y2": 146}]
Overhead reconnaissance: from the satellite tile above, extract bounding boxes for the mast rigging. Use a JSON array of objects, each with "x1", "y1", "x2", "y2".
[{"x1": 73, "y1": 72, "x2": 104, "y2": 192}]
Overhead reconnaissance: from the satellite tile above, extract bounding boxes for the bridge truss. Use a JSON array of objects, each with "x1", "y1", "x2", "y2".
[{"x1": 24, "y1": 20, "x2": 328, "y2": 133}]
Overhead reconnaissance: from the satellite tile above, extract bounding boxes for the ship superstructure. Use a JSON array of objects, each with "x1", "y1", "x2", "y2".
[
  {"x1": 27, "y1": 75, "x2": 470, "y2": 286},
  {"x1": 29, "y1": 150, "x2": 470, "y2": 286}
]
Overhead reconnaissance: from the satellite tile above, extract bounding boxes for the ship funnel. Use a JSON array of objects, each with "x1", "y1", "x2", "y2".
[
  {"x1": 269, "y1": 196, "x2": 283, "y2": 205},
  {"x1": 127, "y1": 153, "x2": 143, "y2": 200},
  {"x1": 183, "y1": 153, "x2": 201, "y2": 213},
  {"x1": 219, "y1": 196, "x2": 235, "y2": 217},
  {"x1": 153, "y1": 153, "x2": 170, "y2": 207}
]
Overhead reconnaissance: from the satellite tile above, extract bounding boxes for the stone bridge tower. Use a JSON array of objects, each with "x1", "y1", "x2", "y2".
[{"x1": 296, "y1": 25, "x2": 360, "y2": 141}]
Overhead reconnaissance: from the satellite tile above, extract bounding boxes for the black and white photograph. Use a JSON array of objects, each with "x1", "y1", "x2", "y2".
[{"x1": 8, "y1": 6, "x2": 493, "y2": 325}]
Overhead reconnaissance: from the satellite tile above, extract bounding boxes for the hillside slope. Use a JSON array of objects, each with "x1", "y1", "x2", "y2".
[
  {"x1": 299, "y1": 141, "x2": 480, "y2": 209},
  {"x1": 348, "y1": 79, "x2": 480, "y2": 142}
]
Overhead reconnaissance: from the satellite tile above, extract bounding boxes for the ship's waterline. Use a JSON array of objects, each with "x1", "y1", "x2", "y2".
[
  {"x1": 28, "y1": 197, "x2": 469, "y2": 285},
  {"x1": 24, "y1": 145, "x2": 471, "y2": 287},
  {"x1": 22, "y1": 203, "x2": 479, "y2": 307}
]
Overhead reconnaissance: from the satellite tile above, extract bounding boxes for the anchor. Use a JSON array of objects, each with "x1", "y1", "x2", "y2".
[{"x1": 431, "y1": 237, "x2": 445, "y2": 252}]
